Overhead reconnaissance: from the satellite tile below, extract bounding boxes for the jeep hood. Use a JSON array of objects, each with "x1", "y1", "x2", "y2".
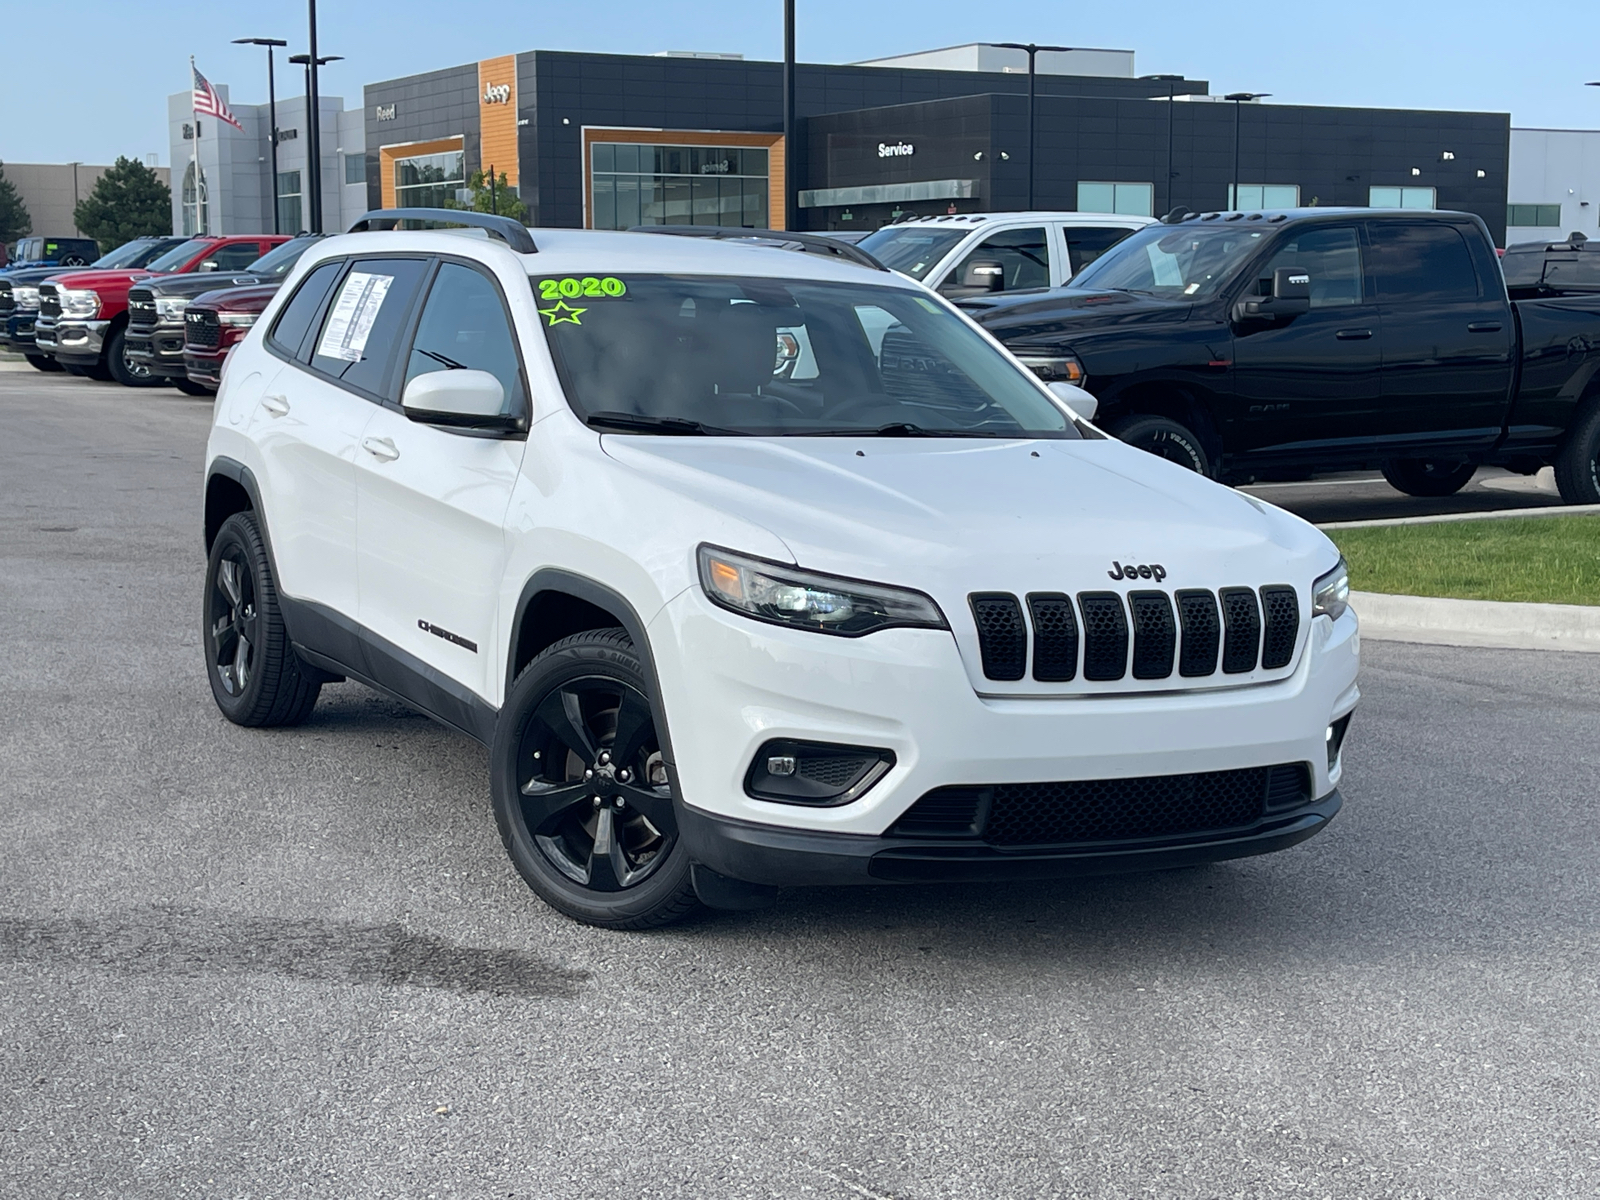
[{"x1": 601, "y1": 435, "x2": 1335, "y2": 598}]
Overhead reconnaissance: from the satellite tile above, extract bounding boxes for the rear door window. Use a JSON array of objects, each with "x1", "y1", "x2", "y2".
[
  {"x1": 309, "y1": 257, "x2": 430, "y2": 395},
  {"x1": 269, "y1": 260, "x2": 344, "y2": 360},
  {"x1": 1367, "y1": 223, "x2": 1481, "y2": 301}
]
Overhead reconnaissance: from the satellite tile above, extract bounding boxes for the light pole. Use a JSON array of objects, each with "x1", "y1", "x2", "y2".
[
  {"x1": 1142, "y1": 74, "x2": 1184, "y2": 216},
  {"x1": 234, "y1": 37, "x2": 288, "y2": 234},
  {"x1": 1225, "y1": 92, "x2": 1271, "y2": 210},
  {"x1": 994, "y1": 43, "x2": 1075, "y2": 210},
  {"x1": 289, "y1": 51, "x2": 342, "y2": 232},
  {"x1": 782, "y1": 0, "x2": 795, "y2": 230}
]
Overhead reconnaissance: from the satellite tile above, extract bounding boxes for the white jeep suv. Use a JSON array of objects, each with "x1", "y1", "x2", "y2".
[{"x1": 202, "y1": 210, "x2": 1359, "y2": 929}]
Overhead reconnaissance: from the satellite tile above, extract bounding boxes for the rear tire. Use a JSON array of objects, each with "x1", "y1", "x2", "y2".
[
  {"x1": 1108, "y1": 413, "x2": 1212, "y2": 476},
  {"x1": 106, "y1": 327, "x2": 157, "y2": 388},
  {"x1": 1553, "y1": 401, "x2": 1600, "y2": 505},
  {"x1": 491, "y1": 628, "x2": 701, "y2": 930},
  {"x1": 203, "y1": 512, "x2": 322, "y2": 727},
  {"x1": 1380, "y1": 458, "x2": 1476, "y2": 497},
  {"x1": 24, "y1": 354, "x2": 62, "y2": 373}
]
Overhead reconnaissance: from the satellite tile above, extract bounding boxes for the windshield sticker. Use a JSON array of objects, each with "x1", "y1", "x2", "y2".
[
  {"x1": 539, "y1": 300, "x2": 587, "y2": 326},
  {"x1": 537, "y1": 276, "x2": 626, "y2": 301},
  {"x1": 317, "y1": 271, "x2": 394, "y2": 362}
]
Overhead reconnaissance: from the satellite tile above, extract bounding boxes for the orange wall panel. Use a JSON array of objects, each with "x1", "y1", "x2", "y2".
[{"x1": 478, "y1": 55, "x2": 519, "y2": 188}]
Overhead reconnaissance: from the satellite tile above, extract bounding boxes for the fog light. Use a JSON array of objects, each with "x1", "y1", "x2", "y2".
[
  {"x1": 745, "y1": 739, "x2": 896, "y2": 806},
  {"x1": 1327, "y1": 713, "x2": 1352, "y2": 770}
]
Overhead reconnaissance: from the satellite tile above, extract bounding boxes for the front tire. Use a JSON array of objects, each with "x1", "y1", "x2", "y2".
[
  {"x1": 491, "y1": 628, "x2": 700, "y2": 929},
  {"x1": 106, "y1": 327, "x2": 157, "y2": 388},
  {"x1": 24, "y1": 354, "x2": 62, "y2": 373},
  {"x1": 1108, "y1": 413, "x2": 1212, "y2": 476},
  {"x1": 1381, "y1": 458, "x2": 1476, "y2": 497},
  {"x1": 203, "y1": 512, "x2": 321, "y2": 727},
  {"x1": 1554, "y1": 400, "x2": 1600, "y2": 505}
]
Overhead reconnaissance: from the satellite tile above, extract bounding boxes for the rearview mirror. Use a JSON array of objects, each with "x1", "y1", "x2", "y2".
[
  {"x1": 1048, "y1": 381, "x2": 1099, "y2": 422},
  {"x1": 401, "y1": 369, "x2": 517, "y2": 430},
  {"x1": 960, "y1": 260, "x2": 1006, "y2": 291}
]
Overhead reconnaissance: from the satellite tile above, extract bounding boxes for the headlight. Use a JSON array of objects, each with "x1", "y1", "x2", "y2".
[
  {"x1": 13, "y1": 286, "x2": 40, "y2": 311},
  {"x1": 698, "y1": 545, "x2": 948, "y2": 637},
  {"x1": 1312, "y1": 557, "x2": 1350, "y2": 622},
  {"x1": 217, "y1": 311, "x2": 258, "y2": 327},
  {"x1": 155, "y1": 296, "x2": 189, "y2": 321},
  {"x1": 58, "y1": 288, "x2": 100, "y2": 318},
  {"x1": 1016, "y1": 352, "x2": 1084, "y2": 384}
]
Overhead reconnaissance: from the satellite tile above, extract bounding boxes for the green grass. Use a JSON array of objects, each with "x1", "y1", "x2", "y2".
[{"x1": 1330, "y1": 515, "x2": 1600, "y2": 606}]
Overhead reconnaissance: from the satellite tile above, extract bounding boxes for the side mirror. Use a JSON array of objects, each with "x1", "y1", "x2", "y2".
[
  {"x1": 1048, "y1": 381, "x2": 1099, "y2": 422},
  {"x1": 196, "y1": 261, "x2": 219, "y2": 272},
  {"x1": 960, "y1": 260, "x2": 1006, "y2": 291},
  {"x1": 401, "y1": 369, "x2": 517, "y2": 430},
  {"x1": 1233, "y1": 267, "x2": 1313, "y2": 324}
]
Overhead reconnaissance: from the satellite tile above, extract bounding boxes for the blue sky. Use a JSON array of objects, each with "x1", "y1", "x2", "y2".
[{"x1": 5, "y1": 0, "x2": 1598, "y2": 167}]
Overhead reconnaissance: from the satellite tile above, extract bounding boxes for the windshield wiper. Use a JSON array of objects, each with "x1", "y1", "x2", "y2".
[
  {"x1": 415, "y1": 348, "x2": 470, "y2": 370},
  {"x1": 585, "y1": 411, "x2": 738, "y2": 436},
  {"x1": 803, "y1": 422, "x2": 984, "y2": 438}
]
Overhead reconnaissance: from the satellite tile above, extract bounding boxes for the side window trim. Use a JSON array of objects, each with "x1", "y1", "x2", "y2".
[
  {"x1": 299, "y1": 252, "x2": 436, "y2": 407},
  {"x1": 266, "y1": 256, "x2": 346, "y2": 361},
  {"x1": 396, "y1": 254, "x2": 534, "y2": 431}
]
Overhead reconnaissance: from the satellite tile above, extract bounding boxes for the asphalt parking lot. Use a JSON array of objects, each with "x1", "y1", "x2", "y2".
[{"x1": 4, "y1": 364, "x2": 1600, "y2": 1199}]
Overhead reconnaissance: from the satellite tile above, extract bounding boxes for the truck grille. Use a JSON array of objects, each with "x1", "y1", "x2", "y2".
[
  {"x1": 0, "y1": 282, "x2": 13, "y2": 317},
  {"x1": 185, "y1": 309, "x2": 222, "y2": 348},
  {"x1": 969, "y1": 586, "x2": 1300, "y2": 684},
  {"x1": 127, "y1": 288, "x2": 158, "y2": 336},
  {"x1": 38, "y1": 285, "x2": 61, "y2": 319},
  {"x1": 891, "y1": 763, "x2": 1312, "y2": 846}
]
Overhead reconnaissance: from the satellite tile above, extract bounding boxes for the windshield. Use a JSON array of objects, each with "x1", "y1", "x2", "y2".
[
  {"x1": 535, "y1": 274, "x2": 1076, "y2": 438},
  {"x1": 245, "y1": 238, "x2": 317, "y2": 279},
  {"x1": 1068, "y1": 222, "x2": 1270, "y2": 298},
  {"x1": 857, "y1": 227, "x2": 968, "y2": 280},
  {"x1": 94, "y1": 239, "x2": 177, "y2": 269},
  {"x1": 144, "y1": 239, "x2": 212, "y2": 274}
]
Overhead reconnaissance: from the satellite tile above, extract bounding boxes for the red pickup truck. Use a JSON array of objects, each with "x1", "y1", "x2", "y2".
[{"x1": 33, "y1": 234, "x2": 289, "y2": 386}]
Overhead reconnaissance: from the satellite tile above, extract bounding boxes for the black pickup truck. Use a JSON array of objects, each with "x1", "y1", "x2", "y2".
[{"x1": 961, "y1": 208, "x2": 1600, "y2": 504}]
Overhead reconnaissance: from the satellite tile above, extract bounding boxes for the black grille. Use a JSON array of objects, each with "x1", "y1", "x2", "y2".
[
  {"x1": 39, "y1": 287, "x2": 60, "y2": 319},
  {"x1": 1027, "y1": 593, "x2": 1078, "y2": 682},
  {"x1": 0, "y1": 282, "x2": 12, "y2": 317},
  {"x1": 797, "y1": 755, "x2": 874, "y2": 789},
  {"x1": 1175, "y1": 589, "x2": 1221, "y2": 677},
  {"x1": 127, "y1": 288, "x2": 157, "y2": 335},
  {"x1": 970, "y1": 593, "x2": 1027, "y2": 681},
  {"x1": 1220, "y1": 588, "x2": 1261, "y2": 674},
  {"x1": 1260, "y1": 586, "x2": 1300, "y2": 670},
  {"x1": 896, "y1": 763, "x2": 1311, "y2": 847},
  {"x1": 1128, "y1": 591, "x2": 1176, "y2": 680},
  {"x1": 186, "y1": 309, "x2": 222, "y2": 348},
  {"x1": 879, "y1": 327, "x2": 991, "y2": 409},
  {"x1": 1077, "y1": 592, "x2": 1129, "y2": 681}
]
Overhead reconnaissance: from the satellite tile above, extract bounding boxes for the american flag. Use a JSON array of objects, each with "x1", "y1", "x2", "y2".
[{"x1": 192, "y1": 62, "x2": 244, "y2": 131}]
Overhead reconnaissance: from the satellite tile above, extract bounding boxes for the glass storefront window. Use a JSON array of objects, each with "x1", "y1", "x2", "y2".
[
  {"x1": 277, "y1": 170, "x2": 303, "y2": 234},
  {"x1": 396, "y1": 150, "x2": 466, "y2": 208},
  {"x1": 1077, "y1": 181, "x2": 1154, "y2": 217},
  {"x1": 1369, "y1": 186, "x2": 1436, "y2": 210},
  {"x1": 1228, "y1": 184, "x2": 1300, "y2": 210},
  {"x1": 590, "y1": 142, "x2": 770, "y2": 230}
]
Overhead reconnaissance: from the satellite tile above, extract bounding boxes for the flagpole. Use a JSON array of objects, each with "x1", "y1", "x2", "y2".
[{"x1": 190, "y1": 56, "x2": 202, "y2": 234}]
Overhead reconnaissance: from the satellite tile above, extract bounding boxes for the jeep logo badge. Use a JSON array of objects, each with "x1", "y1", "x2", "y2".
[
  {"x1": 482, "y1": 82, "x2": 511, "y2": 105},
  {"x1": 1108, "y1": 561, "x2": 1167, "y2": 582}
]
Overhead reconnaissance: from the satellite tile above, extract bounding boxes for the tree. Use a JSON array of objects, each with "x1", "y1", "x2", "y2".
[
  {"x1": 0, "y1": 161, "x2": 31, "y2": 247},
  {"x1": 446, "y1": 169, "x2": 529, "y2": 223},
  {"x1": 73, "y1": 157, "x2": 172, "y2": 251}
]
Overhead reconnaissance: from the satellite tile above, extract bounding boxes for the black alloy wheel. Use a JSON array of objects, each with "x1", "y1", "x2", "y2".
[
  {"x1": 209, "y1": 546, "x2": 259, "y2": 699},
  {"x1": 492, "y1": 628, "x2": 700, "y2": 928}
]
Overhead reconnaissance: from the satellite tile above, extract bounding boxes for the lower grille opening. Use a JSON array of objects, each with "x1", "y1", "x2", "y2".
[{"x1": 891, "y1": 763, "x2": 1312, "y2": 846}]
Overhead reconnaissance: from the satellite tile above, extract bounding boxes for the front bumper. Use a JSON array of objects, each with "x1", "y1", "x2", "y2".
[
  {"x1": 124, "y1": 322, "x2": 187, "y2": 377},
  {"x1": 183, "y1": 346, "x2": 228, "y2": 389},
  {"x1": 680, "y1": 789, "x2": 1342, "y2": 886},
  {"x1": 0, "y1": 313, "x2": 36, "y2": 348},
  {"x1": 37, "y1": 317, "x2": 108, "y2": 364}
]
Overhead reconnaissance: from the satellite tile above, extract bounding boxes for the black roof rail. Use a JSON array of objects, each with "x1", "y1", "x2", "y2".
[
  {"x1": 627, "y1": 225, "x2": 887, "y2": 270},
  {"x1": 347, "y1": 208, "x2": 537, "y2": 254}
]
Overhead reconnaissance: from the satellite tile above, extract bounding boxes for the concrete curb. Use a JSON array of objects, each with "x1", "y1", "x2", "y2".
[
  {"x1": 1352, "y1": 590, "x2": 1600, "y2": 654},
  {"x1": 1321, "y1": 505, "x2": 1600, "y2": 530}
]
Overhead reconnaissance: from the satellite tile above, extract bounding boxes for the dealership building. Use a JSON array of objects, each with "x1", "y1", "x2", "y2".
[{"x1": 169, "y1": 43, "x2": 1548, "y2": 246}]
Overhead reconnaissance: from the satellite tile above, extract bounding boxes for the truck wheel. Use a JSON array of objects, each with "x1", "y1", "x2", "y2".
[
  {"x1": 491, "y1": 628, "x2": 701, "y2": 930},
  {"x1": 1108, "y1": 414, "x2": 1212, "y2": 476},
  {"x1": 1380, "y1": 458, "x2": 1476, "y2": 497},
  {"x1": 1553, "y1": 402, "x2": 1600, "y2": 505},
  {"x1": 203, "y1": 512, "x2": 322, "y2": 727},
  {"x1": 24, "y1": 354, "x2": 62, "y2": 372},
  {"x1": 107, "y1": 328, "x2": 158, "y2": 388}
]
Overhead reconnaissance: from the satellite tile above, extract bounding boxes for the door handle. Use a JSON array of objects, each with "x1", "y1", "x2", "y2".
[
  {"x1": 1468, "y1": 322, "x2": 1503, "y2": 333},
  {"x1": 260, "y1": 394, "x2": 290, "y2": 417},
  {"x1": 1335, "y1": 328, "x2": 1373, "y2": 340},
  {"x1": 361, "y1": 436, "x2": 400, "y2": 462}
]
